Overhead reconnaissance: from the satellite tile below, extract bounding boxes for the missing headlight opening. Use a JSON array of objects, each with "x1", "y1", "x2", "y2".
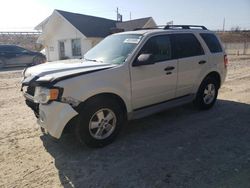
[{"x1": 61, "y1": 97, "x2": 81, "y2": 107}]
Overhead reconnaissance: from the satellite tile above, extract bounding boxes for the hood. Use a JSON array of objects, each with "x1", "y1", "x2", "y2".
[
  {"x1": 24, "y1": 59, "x2": 114, "y2": 77},
  {"x1": 22, "y1": 59, "x2": 117, "y2": 87}
]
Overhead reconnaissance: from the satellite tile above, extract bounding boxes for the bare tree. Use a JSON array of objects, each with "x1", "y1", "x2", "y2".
[{"x1": 231, "y1": 26, "x2": 241, "y2": 32}]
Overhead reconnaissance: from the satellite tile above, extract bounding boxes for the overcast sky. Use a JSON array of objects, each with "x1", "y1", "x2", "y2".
[{"x1": 0, "y1": 0, "x2": 249, "y2": 31}]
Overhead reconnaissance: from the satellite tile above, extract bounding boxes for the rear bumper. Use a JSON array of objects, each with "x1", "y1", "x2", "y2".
[{"x1": 37, "y1": 102, "x2": 78, "y2": 139}]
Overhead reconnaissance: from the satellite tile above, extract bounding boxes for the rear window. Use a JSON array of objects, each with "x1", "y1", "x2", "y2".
[
  {"x1": 0, "y1": 45, "x2": 26, "y2": 53},
  {"x1": 0, "y1": 46, "x2": 16, "y2": 52},
  {"x1": 200, "y1": 33, "x2": 222, "y2": 53},
  {"x1": 172, "y1": 33, "x2": 204, "y2": 58},
  {"x1": 0, "y1": 46, "x2": 11, "y2": 52}
]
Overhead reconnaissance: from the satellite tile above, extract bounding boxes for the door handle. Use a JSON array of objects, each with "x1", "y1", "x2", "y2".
[
  {"x1": 164, "y1": 66, "x2": 175, "y2": 71},
  {"x1": 198, "y1": 60, "x2": 206, "y2": 64}
]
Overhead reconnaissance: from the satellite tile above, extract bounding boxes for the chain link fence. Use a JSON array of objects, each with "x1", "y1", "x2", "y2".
[{"x1": 224, "y1": 42, "x2": 250, "y2": 55}]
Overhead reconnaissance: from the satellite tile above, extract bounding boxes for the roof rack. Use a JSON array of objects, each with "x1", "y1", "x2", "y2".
[
  {"x1": 133, "y1": 25, "x2": 166, "y2": 31},
  {"x1": 133, "y1": 25, "x2": 208, "y2": 31},
  {"x1": 164, "y1": 25, "x2": 207, "y2": 30},
  {"x1": 134, "y1": 27, "x2": 160, "y2": 31}
]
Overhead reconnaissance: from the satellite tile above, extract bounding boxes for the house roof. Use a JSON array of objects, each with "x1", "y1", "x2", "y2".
[
  {"x1": 116, "y1": 17, "x2": 153, "y2": 31},
  {"x1": 36, "y1": 10, "x2": 156, "y2": 38},
  {"x1": 56, "y1": 10, "x2": 117, "y2": 38}
]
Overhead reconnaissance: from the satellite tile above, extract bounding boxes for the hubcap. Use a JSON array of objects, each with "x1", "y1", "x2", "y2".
[
  {"x1": 89, "y1": 108, "x2": 117, "y2": 140},
  {"x1": 203, "y1": 83, "x2": 216, "y2": 104}
]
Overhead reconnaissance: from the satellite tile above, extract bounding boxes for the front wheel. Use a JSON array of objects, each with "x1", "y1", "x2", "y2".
[
  {"x1": 194, "y1": 77, "x2": 219, "y2": 110},
  {"x1": 75, "y1": 98, "x2": 124, "y2": 148}
]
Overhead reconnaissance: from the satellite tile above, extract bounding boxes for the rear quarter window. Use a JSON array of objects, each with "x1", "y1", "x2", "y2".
[{"x1": 200, "y1": 33, "x2": 223, "y2": 53}]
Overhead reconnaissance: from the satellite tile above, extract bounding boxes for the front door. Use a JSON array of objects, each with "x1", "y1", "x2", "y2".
[
  {"x1": 59, "y1": 41, "x2": 65, "y2": 60},
  {"x1": 130, "y1": 35, "x2": 178, "y2": 110}
]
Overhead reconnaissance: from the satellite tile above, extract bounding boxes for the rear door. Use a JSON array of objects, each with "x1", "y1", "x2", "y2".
[
  {"x1": 172, "y1": 33, "x2": 207, "y2": 97},
  {"x1": 199, "y1": 33, "x2": 225, "y2": 72},
  {"x1": 130, "y1": 34, "x2": 178, "y2": 109}
]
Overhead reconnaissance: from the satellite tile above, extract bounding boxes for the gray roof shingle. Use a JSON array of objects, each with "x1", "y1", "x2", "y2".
[
  {"x1": 56, "y1": 10, "x2": 117, "y2": 38},
  {"x1": 116, "y1": 17, "x2": 152, "y2": 31}
]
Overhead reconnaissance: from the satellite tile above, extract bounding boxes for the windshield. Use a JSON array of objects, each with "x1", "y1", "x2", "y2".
[{"x1": 84, "y1": 34, "x2": 142, "y2": 64}]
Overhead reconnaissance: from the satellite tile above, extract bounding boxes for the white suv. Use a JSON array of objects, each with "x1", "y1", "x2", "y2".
[{"x1": 22, "y1": 25, "x2": 228, "y2": 147}]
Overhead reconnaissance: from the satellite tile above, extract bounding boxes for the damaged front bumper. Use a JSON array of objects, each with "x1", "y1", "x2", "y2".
[
  {"x1": 38, "y1": 101, "x2": 78, "y2": 138},
  {"x1": 22, "y1": 83, "x2": 78, "y2": 139}
]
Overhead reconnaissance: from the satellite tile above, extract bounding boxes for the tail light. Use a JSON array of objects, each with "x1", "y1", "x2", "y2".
[{"x1": 224, "y1": 55, "x2": 228, "y2": 68}]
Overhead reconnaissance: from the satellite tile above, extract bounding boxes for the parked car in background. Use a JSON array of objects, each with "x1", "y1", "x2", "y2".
[{"x1": 0, "y1": 45, "x2": 46, "y2": 69}]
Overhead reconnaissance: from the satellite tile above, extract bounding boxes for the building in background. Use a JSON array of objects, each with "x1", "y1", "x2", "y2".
[{"x1": 35, "y1": 10, "x2": 156, "y2": 61}]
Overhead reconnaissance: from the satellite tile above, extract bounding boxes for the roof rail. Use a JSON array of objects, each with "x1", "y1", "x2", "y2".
[
  {"x1": 164, "y1": 25, "x2": 207, "y2": 30},
  {"x1": 133, "y1": 25, "x2": 166, "y2": 31},
  {"x1": 134, "y1": 27, "x2": 160, "y2": 31}
]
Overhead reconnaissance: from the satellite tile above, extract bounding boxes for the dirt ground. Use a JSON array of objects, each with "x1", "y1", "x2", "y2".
[{"x1": 0, "y1": 56, "x2": 250, "y2": 188}]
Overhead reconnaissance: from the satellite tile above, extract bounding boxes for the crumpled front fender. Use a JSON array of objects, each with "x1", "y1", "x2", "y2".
[{"x1": 38, "y1": 102, "x2": 78, "y2": 138}]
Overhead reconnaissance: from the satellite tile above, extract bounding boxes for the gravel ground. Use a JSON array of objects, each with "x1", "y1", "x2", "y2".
[{"x1": 0, "y1": 55, "x2": 250, "y2": 188}]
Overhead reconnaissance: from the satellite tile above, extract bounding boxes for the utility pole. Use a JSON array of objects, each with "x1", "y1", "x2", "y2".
[
  {"x1": 130, "y1": 12, "x2": 132, "y2": 20},
  {"x1": 116, "y1": 7, "x2": 123, "y2": 22},
  {"x1": 223, "y1": 17, "x2": 225, "y2": 32},
  {"x1": 116, "y1": 7, "x2": 119, "y2": 21}
]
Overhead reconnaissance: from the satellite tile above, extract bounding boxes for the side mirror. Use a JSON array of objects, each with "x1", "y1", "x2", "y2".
[{"x1": 133, "y1": 53, "x2": 154, "y2": 66}]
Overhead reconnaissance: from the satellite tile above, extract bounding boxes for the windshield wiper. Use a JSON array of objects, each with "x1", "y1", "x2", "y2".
[{"x1": 83, "y1": 57, "x2": 103, "y2": 63}]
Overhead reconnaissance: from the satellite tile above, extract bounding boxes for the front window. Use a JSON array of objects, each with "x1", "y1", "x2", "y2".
[
  {"x1": 71, "y1": 39, "x2": 82, "y2": 56},
  {"x1": 84, "y1": 34, "x2": 142, "y2": 64},
  {"x1": 139, "y1": 35, "x2": 172, "y2": 63}
]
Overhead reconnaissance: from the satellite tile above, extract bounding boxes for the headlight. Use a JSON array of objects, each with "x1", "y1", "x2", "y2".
[{"x1": 34, "y1": 86, "x2": 61, "y2": 104}]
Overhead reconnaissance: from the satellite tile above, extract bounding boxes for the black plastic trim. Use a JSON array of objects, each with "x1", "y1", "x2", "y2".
[{"x1": 134, "y1": 94, "x2": 190, "y2": 111}]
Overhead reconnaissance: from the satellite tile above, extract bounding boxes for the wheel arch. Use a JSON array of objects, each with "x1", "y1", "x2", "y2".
[
  {"x1": 203, "y1": 71, "x2": 221, "y2": 88},
  {"x1": 79, "y1": 92, "x2": 128, "y2": 115},
  {"x1": 62, "y1": 92, "x2": 128, "y2": 134}
]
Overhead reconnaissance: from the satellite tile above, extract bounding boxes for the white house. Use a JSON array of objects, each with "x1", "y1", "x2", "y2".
[{"x1": 35, "y1": 10, "x2": 156, "y2": 61}]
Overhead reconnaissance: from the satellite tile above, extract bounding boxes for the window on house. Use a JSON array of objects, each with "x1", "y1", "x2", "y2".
[{"x1": 71, "y1": 39, "x2": 82, "y2": 56}]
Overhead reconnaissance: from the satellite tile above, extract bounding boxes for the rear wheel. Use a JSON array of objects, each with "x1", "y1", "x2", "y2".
[
  {"x1": 75, "y1": 98, "x2": 124, "y2": 148},
  {"x1": 194, "y1": 77, "x2": 219, "y2": 110}
]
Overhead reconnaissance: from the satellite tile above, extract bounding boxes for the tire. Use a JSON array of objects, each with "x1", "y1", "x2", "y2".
[
  {"x1": 75, "y1": 97, "x2": 125, "y2": 148},
  {"x1": 194, "y1": 77, "x2": 219, "y2": 110}
]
